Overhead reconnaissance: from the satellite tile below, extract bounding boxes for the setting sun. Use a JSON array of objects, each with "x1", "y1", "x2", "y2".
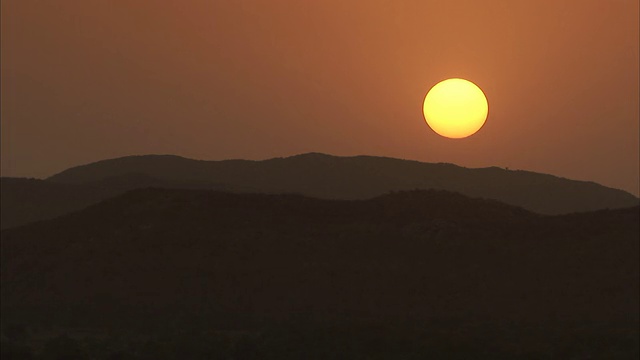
[{"x1": 423, "y1": 78, "x2": 489, "y2": 139}]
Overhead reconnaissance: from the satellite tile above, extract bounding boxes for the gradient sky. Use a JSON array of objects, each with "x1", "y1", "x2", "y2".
[{"x1": 2, "y1": 0, "x2": 638, "y2": 195}]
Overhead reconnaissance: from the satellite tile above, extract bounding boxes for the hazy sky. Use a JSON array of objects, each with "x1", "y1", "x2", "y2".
[{"x1": 2, "y1": 0, "x2": 638, "y2": 195}]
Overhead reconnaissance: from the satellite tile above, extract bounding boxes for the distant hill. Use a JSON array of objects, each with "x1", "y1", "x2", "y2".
[
  {"x1": 0, "y1": 178, "x2": 115, "y2": 230},
  {"x1": 2, "y1": 153, "x2": 637, "y2": 229},
  {"x1": 46, "y1": 153, "x2": 638, "y2": 214},
  {"x1": 2, "y1": 188, "x2": 638, "y2": 329},
  {"x1": 0, "y1": 174, "x2": 229, "y2": 229}
]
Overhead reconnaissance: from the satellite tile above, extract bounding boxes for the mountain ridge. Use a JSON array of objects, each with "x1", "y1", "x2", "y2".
[
  {"x1": 46, "y1": 152, "x2": 639, "y2": 211},
  {"x1": 2, "y1": 153, "x2": 637, "y2": 229}
]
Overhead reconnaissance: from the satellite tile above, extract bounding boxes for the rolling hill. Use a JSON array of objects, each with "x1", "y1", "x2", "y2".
[
  {"x1": 2, "y1": 188, "x2": 637, "y2": 324},
  {"x1": 49, "y1": 155, "x2": 638, "y2": 216},
  {"x1": 0, "y1": 174, "x2": 228, "y2": 229},
  {"x1": 2, "y1": 188, "x2": 638, "y2": 357},
  {"x1": 3, "y1": 153, "x2": 637, "y2": 230}
]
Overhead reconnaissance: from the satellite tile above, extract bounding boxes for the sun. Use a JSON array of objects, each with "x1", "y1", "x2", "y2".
[{"x1": 422, "y1": 78, "x2": 488, "y2": 139}]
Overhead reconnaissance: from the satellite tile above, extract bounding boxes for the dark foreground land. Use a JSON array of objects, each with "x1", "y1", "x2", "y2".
[{"x1": 2, "y1": 189, "x2": 639, "y2": 359}]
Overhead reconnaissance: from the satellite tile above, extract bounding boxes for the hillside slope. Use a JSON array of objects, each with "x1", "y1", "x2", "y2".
[
  {"x1": 2, "y1": 188, "x2": 637, "y2": 328},
  {"x1": 0, "y1": 175, "x2": 228, "y2": 229},
  {"x1": 47, "y1": 153, "x2": 639, "y2": 215}
]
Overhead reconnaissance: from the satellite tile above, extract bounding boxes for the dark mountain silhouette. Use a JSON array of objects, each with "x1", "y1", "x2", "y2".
[
  {"x1": 47, "y1": 153, "x2": 639, "y2": 214},
  {"x1": 3, "y1": 153, "x2": 637, "y2": 230},
  {"x1": 1, "y1": 174, "x2": 229, "y2": 229},
  {"x1": 3, "y1": 153, "x2": 638, "y2": 223},
  {"x1": 2, "y1": 189, "x2": 637, "y2": 323},
  {"x1": 2, "y1": 188, "x2": 638, "y2": 357},
  {"x1": 0, "y1": 177, "x2": 115, "y2": 230}
]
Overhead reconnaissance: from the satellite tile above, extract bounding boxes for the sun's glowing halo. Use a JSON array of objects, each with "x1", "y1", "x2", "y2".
[{"x1": 422, "y1": 78, "x2": 488, "y2": 139}]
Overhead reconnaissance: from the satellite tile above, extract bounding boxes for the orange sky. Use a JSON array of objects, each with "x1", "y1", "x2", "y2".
[{"x1": 2, "y1": 0, "x2": 638, "y2": 195}]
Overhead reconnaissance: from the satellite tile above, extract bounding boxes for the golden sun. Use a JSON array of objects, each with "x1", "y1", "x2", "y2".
[{"x1": 422, "y1": 78, "x2": 488, "y2": 139}]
